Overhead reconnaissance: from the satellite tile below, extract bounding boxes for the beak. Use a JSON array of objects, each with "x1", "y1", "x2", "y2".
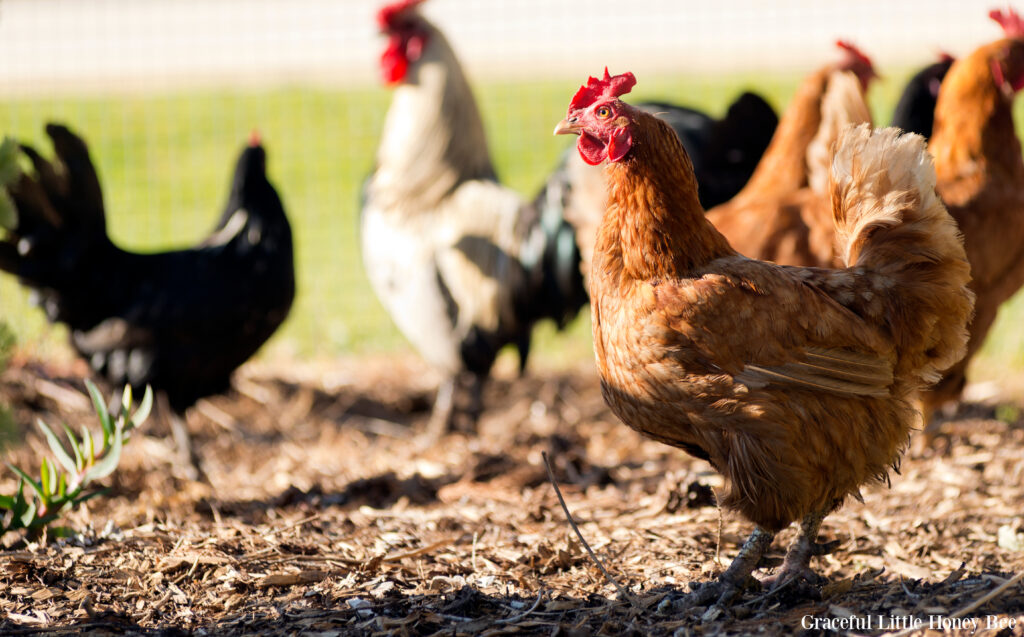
[{"x1": 553, "y1": 118, "x2": 581, "y2": 136}]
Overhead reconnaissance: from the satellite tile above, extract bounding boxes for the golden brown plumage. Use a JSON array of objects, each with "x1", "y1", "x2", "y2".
[
  {"x1": 706, "y1": 65, "x2": 873, "y2": 268},
  {"x1": 920, "y1": 30, "x2": 1024, "y2": 420},
  {"x1": 556, "y1": 70, "x2": 973, "y2": 604}
]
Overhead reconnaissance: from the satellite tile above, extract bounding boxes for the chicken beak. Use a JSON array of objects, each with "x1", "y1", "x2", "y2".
[{"x1": 553, "y1": 118, "x2": 582, "y2": 136}]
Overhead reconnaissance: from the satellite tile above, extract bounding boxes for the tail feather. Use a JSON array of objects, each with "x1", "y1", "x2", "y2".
[
  {"x1": 806, "y1": 70, "x2": 872, "y2": 195},
  {"x1": 518, "y1": 171, "x2": 589, "y2": 331},
  {"x1": 0, "y1": 124, "x2": 113, "y2": 319},
  {"x1": 830, "y1": 124, "x2": 974, "y2": 385}
]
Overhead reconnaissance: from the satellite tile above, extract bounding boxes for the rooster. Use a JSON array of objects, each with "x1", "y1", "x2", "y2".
[
  {"x1": 0, "y1": 124, "x2": 295, "y2": 478},
  {"x1": 918, "y1": 9, "x2": 1024, "y2": 421},
  {"x1": 704, "y1": 41, "x2": 876, "y2": 268},
  {"x1": 555, "y1": 70, "x2": 973, "y2": 605},
  {"x1": 890, "y1": 54, "x2": 955, "y2": 140},
  {"x1": 362, "y1": 0, "x2": 586, "y2": 433}
]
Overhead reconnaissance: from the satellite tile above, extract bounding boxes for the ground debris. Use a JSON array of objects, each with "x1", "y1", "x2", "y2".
[{"x1": 0, "y1": 355, "x2": 1022, "y2": 634}]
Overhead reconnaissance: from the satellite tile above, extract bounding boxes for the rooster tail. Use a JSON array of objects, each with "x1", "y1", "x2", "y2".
[
  {"x1": 0, "y1": 124, "x2": 115, "y2": 325},
  {"x1": 830, "y1": 124, "x2": 974, "y2": 385},
  {"x1": 515, "y1": 181, "x2": 589, "y2": 335}
]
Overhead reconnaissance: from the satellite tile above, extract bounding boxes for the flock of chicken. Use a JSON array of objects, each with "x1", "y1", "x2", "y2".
[{"x1": 1, "y1": 0, "x2": 1023, "y2": 611}]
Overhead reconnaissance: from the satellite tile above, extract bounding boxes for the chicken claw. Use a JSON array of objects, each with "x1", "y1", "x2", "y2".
[
  {"x1": 763, "y1": 509, "x2": 838, "y2": 591},
  {"x1": 676, "y1": 526, "x2": 775, "y2": 615}
]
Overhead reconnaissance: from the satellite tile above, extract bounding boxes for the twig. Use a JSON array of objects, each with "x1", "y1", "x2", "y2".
[
  {"x1": 948, "y1": 570, "x2": 1023, "y2": 619},
  {"x1": 714, "y1": 488, "x2": 724, "y2": 566},
  {"x1": 383, "y1": 537, "x2": 454, "y2": 563},
  {"x1": 195, "y1": 398, "x2": 237, "y2": 432},
  {"x1": 874, "y1": 570, "x2": 1024, "y2": 637},
  {"x1": 34, "y1": 379, "x2": 91, "y2": 411},
  {"x1": 494, "y1": 589, "x2": 545, "y2": 625},
  {"x1": 261, "y1": 512, "x2": 322, "y2": 540},
  {"x1": 471, "y1": 531, "x2": 479, "y2": 574},
  {"x1": 541, "y1": 451, "x2": 639, "y2": 608}
]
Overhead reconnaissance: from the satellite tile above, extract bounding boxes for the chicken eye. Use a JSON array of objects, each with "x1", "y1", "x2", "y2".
[{"x1": 596, "y1": 106, "x2": 612, "y2": 119}]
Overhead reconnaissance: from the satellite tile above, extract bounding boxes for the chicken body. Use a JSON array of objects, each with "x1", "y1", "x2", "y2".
[
  {"x1": 705, "y1": 47, "x2": 875, "y2": 268},
  {"x1": 920, "y1": 33, "x2": 1024, "y2": 418},
  {"x1": 0, "y1": 125, "x2": 295, "y2": 477},
  {"x1": 890, "y1": 56, "x2": 954, "y2": 140},
  {"x1": 1, "y1": 125, "x2": 294, "y2": 411},
  {"x1": 363, "y1": 0, "x2": 585, "y2": 431},
  {"x1": 557, "y1": 71, "x2": 972, "y2": 602}
]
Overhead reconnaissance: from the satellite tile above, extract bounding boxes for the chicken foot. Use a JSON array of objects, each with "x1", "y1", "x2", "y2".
[
  {"x1": 685, "y1": 526, "x2": 776, "y2": 609},
  {"x1": 426, "y1": 377, "x2": 456, "y2": 438},
  {"x1": 427, "y1": 373, "x2": 485, "y2": 437},
  {"x1": 763, "y1": 508, "x2": 839, "y2": 590},
  {"x1": 155, "y1": 393, "x2": 206, "y2": 482}
]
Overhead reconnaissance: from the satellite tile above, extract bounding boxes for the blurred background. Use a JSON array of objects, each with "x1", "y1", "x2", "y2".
[{"x1": 1, "y1": 0, "x2": 1022, "y2": 384}]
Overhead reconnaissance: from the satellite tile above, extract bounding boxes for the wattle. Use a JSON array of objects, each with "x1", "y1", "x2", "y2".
[
  {"x1": 381, "y1": 38, "x2": 409, "y2": 84},
  {"x1": 577, "y1": 133, "x2": 607, "y2": 166}
]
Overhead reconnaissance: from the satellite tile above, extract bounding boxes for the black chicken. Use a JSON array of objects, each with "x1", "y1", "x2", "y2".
[
  {"x1": 0, "y1": 124, "x2": 295, "y2": 477},
  {"x1": 890, "y1": 55, "x2": 955, "y2": 140},
  {"x1": 636, "y1": 93, "x2": 779, "y2": 209}
]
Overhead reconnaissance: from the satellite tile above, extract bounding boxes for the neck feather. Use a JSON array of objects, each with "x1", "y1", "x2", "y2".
[
  {"x1": 595, "y1": 112, "x2": 736, "y2": 283},
  {"x1": 930, "y1": 40, "x2": 1024, "y2": 190}
]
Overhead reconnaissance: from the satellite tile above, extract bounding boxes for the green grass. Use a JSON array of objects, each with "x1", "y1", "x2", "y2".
[{"x1": 3, "y1": 70, "x2": 1024, "y2": 377}]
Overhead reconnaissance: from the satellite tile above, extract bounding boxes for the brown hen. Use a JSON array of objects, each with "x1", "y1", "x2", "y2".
[
  {"x1": 706, "y1": 42, "x2": 874, "y2": 268},
  {"x1": 555, "y1": 70, "x2": 973, "y2": 606},
  {"x1": 920, "y1": 9, "x2": 1024, "y2": 421}
]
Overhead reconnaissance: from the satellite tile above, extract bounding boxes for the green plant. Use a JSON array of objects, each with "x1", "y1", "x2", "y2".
[{"x1": 0, "y1": 380, "x2": 152, "y2": 539}]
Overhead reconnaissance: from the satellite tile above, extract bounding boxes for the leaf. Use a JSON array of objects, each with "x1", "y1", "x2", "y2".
[
  {"x1": 17, "y1": 496, "x2": 36, "y2": 529},
  {"x1": 72, "y1": 488, "x2": 109, "y2": 507},
  {"x1": 40, "y1": 458, "x2": 52, "y2": 500},
  {"x1": 82, "y1": 427, "x2": 94, "y2": 464},
  {"x1": 62, "y1": 423, "x2": 85, "y2": 472},
  {"x1": 82, "y1": 421, "x2": 123, "y2": 483},
  {"x1": 85, "y1": 380, "x2": 113, "y2": 449},
  {"x1": 132, "y1": 386, "x2": 153, "y2": 429},
  {"x1": 120, "y1": 385, "x2": 132, "y2": 419},
  {"x1": 37, "y1": 419, "x2": 77, "y2": 475},
  {"x1": 0, "y1": 493, "x2": 15, "y2": 510},
  {"x1": 7, "y1": 463, "x2": 45, "y2": 503}
]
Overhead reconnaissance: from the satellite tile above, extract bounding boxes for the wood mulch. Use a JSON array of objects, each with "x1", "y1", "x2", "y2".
[{"x1": 0, "y1": 353, "x2": 1021, "y2": 636}]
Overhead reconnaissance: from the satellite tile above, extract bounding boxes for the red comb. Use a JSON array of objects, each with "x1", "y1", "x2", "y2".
[
  {"x1": 990, "y1": 7, "x2": 1024, "y2": 38},
  {"x1": 835, "y1": 40, "x2": 874, "y2": 71},
  {"x1": 249, "y1": 129, "x2": 261, "y2": 147},
  {"x1": 937, "y1": 50, "x2": 955, "y2": 63},
  {"x1": 377, "y1": 0, "x2": 425, "y2": 29},
  {"x1": 569, "y1": 68, "x2": 637, "y2": 111}
]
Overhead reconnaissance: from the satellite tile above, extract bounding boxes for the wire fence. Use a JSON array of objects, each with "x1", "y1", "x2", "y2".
[{"x1": 0, "y1": 0, "x2": 1014, "y2": 364}]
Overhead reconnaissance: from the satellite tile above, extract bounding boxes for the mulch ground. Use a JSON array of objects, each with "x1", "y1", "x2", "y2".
[{"x1": 0, "y1": 352, "x2": 1022, "y2": 636}]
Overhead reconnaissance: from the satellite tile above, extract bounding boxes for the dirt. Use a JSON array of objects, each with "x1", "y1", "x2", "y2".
[{"x1": 0, "y1": 353, "x2": 1022, "y2": 636}]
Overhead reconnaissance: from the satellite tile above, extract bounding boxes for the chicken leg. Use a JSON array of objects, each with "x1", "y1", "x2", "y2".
[
  {"x1": 764, "y1": 508, "x2": 840, "y2": 590},
  {"x1": 427, "y1": 377, "x2": 456, "y2": 438},
  {"x1": 686, "y1": 526, "x2": 775, "y2": 608}
]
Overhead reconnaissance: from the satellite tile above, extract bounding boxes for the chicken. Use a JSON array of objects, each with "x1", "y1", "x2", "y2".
[
  {"x1": 890, "y1": 54, "x2": 955, "y2": 139},
  {"x1": 920, "y1": 9, "x2": 1024, "y2": 420},
  {"x1": 555, "y1": 70, "x2": 973, "y2": 605},
  {"x1": 362, "y1": 0, "x2": 586, "y2": 432},
  {"x1": 0, "y1": 124, "x2": 295, "y2": 477},
  {"x1": 629, "y1": 92, "x2": 778, "y2": 210},
  {"x1": 705, "y1": 41, "x2": 876, "y2": 268},
  {"x1": 537, "y1": 91, "x2": 777, "y2": 293}
]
